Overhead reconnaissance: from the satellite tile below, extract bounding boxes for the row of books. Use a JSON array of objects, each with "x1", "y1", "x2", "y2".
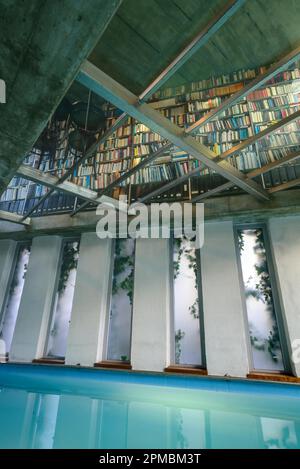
[
  {"x1": 263, "y1": 163, "x2": 300, "y2": 188},
  {"x1": 100, "y1": 136, "x2": 132, "y2": 150},
  {"x1": 0, "y1": 186, "x2": 29, "y2": 202},
  {"x1": 187, "y1": 97, "x2": 222, "y2": 112},
  {"x1": 150, "y1": 64, "x2": 300, "y2": 103},
  {"x1": 258, "y1": 144, "x2": 300, "y2": 165},
  {"x1": 260, "y1": 131, "x2": 300, "y2": 148},
  {"x1": 38, "y1": 155, "x2": 76, "y2": 172},
  {"x1": 133, "y1": 132, "x2": 163, "y2": 144},
  {"x1": 234, "y1": 148, "x2": 260, "y2": 171},
  {"x1": 75, "y1": 159, "x2": 131, "y2": 176},
  {"x1": 247, "y1": 83, "x2": 297, "y2": 100},
  {"x1": 250, "y1": 108, "x2": 298, "y2": 124},
  {"x1": 186, "y1": 82, "x2": 244, "y2": 102},
  {"x1": 151, "y1": 66, "x2": 266, "y2": 100},
  {"x1": 0, "y1": 191, "x2": 76, "y2": 215},
  {"x1": 0, "y1": 182, "x2": 47, "y2": 202},
  {"x1": 198, "y1": 128, "x2": 252, "y2": 145},
  {"x1": 110, "y1": 124, "x2": 131, "y2": 138},
  {"x1": 95, "y1": 147, "x2": 132, "y2": 161},
  {"x1": 200, "y1": 115, "x2": 251, "y2": 132},
  {"x1": 248, "y1": 95, "x2": 299, "y2": 110},
  {"x1": 132, "y1": 143, "x2": 162, "y2": 157}
]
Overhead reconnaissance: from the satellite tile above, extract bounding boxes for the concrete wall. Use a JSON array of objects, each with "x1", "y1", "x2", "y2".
[
  {"x1": 131, "y1": 239, "x2": 173, "y2": 372},
  {"x1": 200, "y1": 221, "x2": 250, "y2": 377},
  {"x1": 65, "y1": 233, "x2": 112, "y2": 367},
  {"x1": 10, "y1": 236, "x2": 62, "y2": 362},
  {"x1": 269, "y1": 215, "x2": 300, "y2": 377},
  {"x1": 2, "y1": 214, "x2": 300, "y2": 376}
]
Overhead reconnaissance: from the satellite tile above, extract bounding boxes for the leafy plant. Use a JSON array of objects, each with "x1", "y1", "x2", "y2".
[
  {"x1": 189, "y1": 298, "x2": 199, "y2": 319},
  {"x1": 267, "y1": 325, "x2": 281, "y2": 362},
  {"x1": 246, "y1": 229, "x2": 281, "y2": 362},
  {"x1": 112, "y1": 240, "x2": 135, "y2": 305},
  {"x1": 57, "y1": 241, "x2": 79, "y2": 293},
  {"x1": 174, "y1": 237, "x2": 200, "y2": 319},
  {"x1": 237, "y1": 230, "x2": 245, "y2": 252},
  {"x1": 173, "y1": 237, "x2": 183, "y2": 279},
  {"x1": 175, "y1": 329, "x2": 185, "y2": 364}
]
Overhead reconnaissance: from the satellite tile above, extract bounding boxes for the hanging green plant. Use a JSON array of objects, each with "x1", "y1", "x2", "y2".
[
  {"x1": 267, "y1": 324, "x2": 281, "y2": 362},
  {"x1": 189, "y1": 298, "x2": 199, "y2": 319},
  {"x1": 57, "y1": 241, "x2": 79, "y2": 293},
  {"x1": 250, "y1": 331, "x2": 265, "y2": 351},
  {"x1": 173, "y1": 237, "x2": 183, "y2": 279},
  {"x1": 237, "y1": 230, "x2": 245, "y2": 252},
  {"x1": 112, "y1": 240, "x2": 135, "y2": 305},
  {"x1": 186, "y1": 247, "x2": 199, "y2": 319},
  {"x1": 174, "y1": 237, "x2": 200, "y2": 319},
  {"x1": 175, "y1": 328, "x2": 185, "y2": 364},
  {"x1": 251, "y1": 229, "x2": 281, "y2": 361},
  {"x1": 119, "y1": 268, "x2": 134, "y2": 305}
]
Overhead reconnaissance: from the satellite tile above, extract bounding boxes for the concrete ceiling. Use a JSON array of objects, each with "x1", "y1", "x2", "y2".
[
  {"x1": 0, "y1": 0, "x2": 121, "y2": 195},
  {"x1": 89, "y1": 0, "x2": 300, "y2": 94}
]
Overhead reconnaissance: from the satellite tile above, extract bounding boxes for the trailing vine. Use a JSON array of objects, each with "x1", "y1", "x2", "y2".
[
  {"x1": 57, "y1": 241, "x2": 79, "y2": 293},
  {"x1": 173, "y1": 237, "x2": 183, "y2": 279},
  {"x1": 174, "y1": 237, "x2": 199, "y2": 319},
  {"x1": 112, "y1": 239, "x2": 135, "y2": 305},
  {"x1": 186, "y1": 247, "x2": 199, "y2": 319},
  {"x1": 237, "y1": 230, "x2": 245, "y2": 253},
  {"x1": 175, "y1": 329, "x2": 185, "y2": 364},
  {"x1": 242, "y1": 229, "x2": 281, "y2": 362}
]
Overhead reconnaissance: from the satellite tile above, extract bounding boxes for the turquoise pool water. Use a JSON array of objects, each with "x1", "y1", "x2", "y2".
[{"x1": 0, "y1": 364, "x2": 299, "y2": 449}]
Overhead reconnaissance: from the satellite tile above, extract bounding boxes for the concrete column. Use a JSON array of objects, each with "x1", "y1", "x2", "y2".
[
  {"x1": 131, "y1": 239, "x2": 172, "y2": 372},
  {"x1": 0, "y1": 239, "x2": 17, "y2": 313},
  {"x1": 200, "y1": 221, "x2": 250, "y2": 377},
  {"x1": 269, "y1": 215, "x2": 300, "y2": 376},
  {"x1": 65, "y1": 233, "x2": 112, "y2": 367},
  {"x1": 10, "y1": 236, "x2": 62, "y2": 362}
]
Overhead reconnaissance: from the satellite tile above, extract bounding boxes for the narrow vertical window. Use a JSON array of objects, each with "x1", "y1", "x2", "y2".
[
  {"x1": 45, "y1": 239, "x2": 80, "y2": 359},
  {"x1": 173, "y1": 237, "x2": 204, "y2": 366},
  {"x1": 237, "y1": 227, "x2": 285, "y2": 371},
  {"x1": 107, "y1": 239, "x2": 135, "y2": 363},
  {"x1": 0, "y1": 243, "x2": 31, "y2": 358}
]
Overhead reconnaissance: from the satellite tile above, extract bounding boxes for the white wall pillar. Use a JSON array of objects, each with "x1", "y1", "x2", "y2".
[
  {"x1": 269, "y1": 215, "x2": 300, "y2": 376},
  {"x1": 200, "y1": 220, "x2": 250, "y2": 377},
  {"x1": 65, "y1": 233, "x2": 112, "y2": 367},
  {"x1": 131, "y1": 238, "x2": 172, "y2": 372},
  {"x1": 0, "y1": 239, "x2": 17, "y2": 313},
  {"x1": 10, "y1": 236, "x2": 62, "y2": 362}
]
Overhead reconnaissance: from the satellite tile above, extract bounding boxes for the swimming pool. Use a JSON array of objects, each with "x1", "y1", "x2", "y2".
[{"x1": 0, "y1": 364, "x2": 299, "y2": 449}]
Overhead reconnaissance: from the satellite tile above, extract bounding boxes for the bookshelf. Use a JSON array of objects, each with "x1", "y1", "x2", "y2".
[{"x1": 2, "y1": 63, "x2": 300, "y2": 215}]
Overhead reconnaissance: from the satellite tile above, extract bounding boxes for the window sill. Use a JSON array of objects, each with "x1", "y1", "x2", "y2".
[
  {"x1": 247, "y1": 372, "x2": 300, "y2": 383},
  {"x1": 32, "y1": 358, "x2": 65, "y2": 365},
  {"x1": 164, "y1": 365, "x2": 207, "y2": 376},
  {"x1": 94, "y1": 360, "x2": 132, "y2": 370}
]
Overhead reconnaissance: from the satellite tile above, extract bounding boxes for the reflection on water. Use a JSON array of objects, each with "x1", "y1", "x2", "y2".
[{"x1": 0, "y1": 384, "x2": 299, "y2": 449}]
